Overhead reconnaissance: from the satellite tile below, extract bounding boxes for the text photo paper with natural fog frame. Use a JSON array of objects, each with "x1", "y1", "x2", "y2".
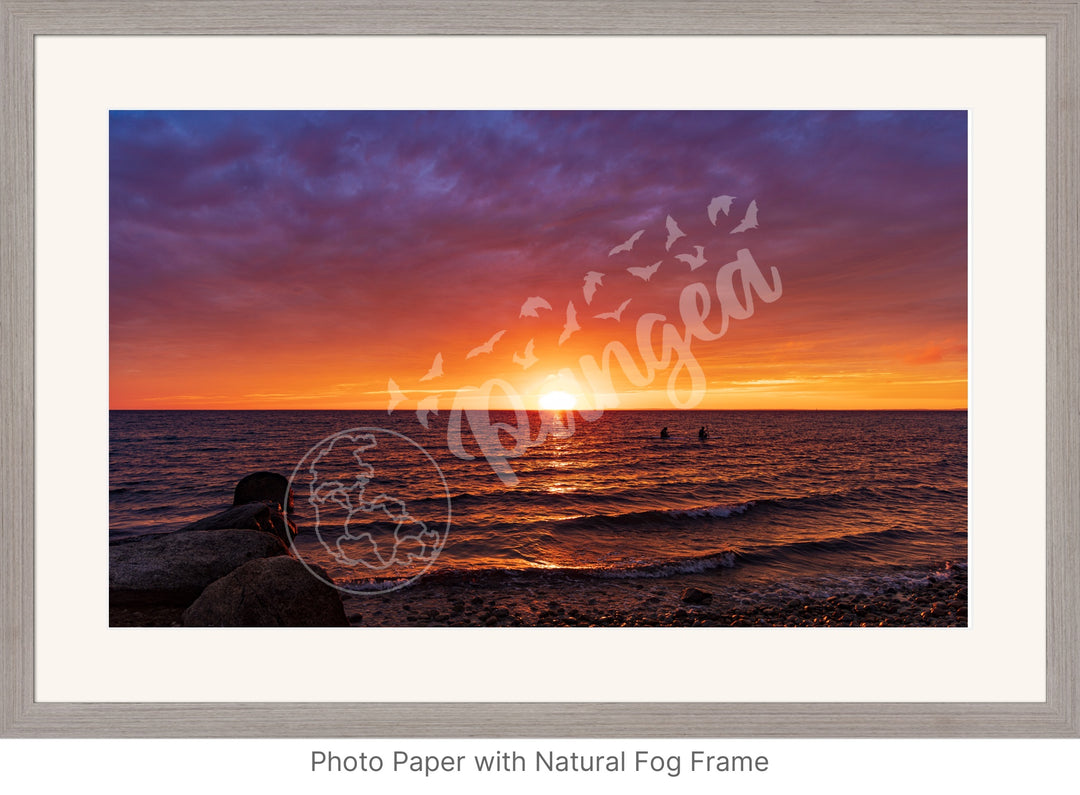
[{"x1": 108, "y1": 110, "x2": 967, "y2": 630}]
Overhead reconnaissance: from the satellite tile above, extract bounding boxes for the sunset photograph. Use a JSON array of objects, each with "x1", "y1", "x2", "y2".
[{"x1": 108, "y1": 110, "x2": 968, "y2": 628}]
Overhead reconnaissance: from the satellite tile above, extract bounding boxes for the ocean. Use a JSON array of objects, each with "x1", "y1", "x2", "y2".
[{"x1": 110, "y1": 409, "x2": 967, "y2": 623}]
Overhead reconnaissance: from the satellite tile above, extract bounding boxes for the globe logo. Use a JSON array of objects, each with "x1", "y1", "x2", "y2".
[{"x1": 285, "y1": 427, "x2": 451, "y2": 595}]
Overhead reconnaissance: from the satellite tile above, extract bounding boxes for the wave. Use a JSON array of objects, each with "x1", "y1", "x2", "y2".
[
  {"x1": 406, "y1": 481, "x2": 964, "y2": 530},
  {"x1": 734, "y1": 525, "x2": 937, "y2": 567},
  {"x1": 332, "y1": 528, "x2": 964, "y2": 591},
  {"x1": 433, "y1": 473, "x2": 778, "y2": 503},
  {"x1": 591, "y1": 551, "x2": 739, "y2": 579},
  {"x1": 667, "y1": 502, "x2": 755, "y2": 519},
  {"x1": 432, "y1": 484, "x2": 956, "y2": 536},
  {"x1": 583, "y1": 525, "x2": 942, "y2": 578},
  {"x1": 452, "y1": 499, "x2": 760, "y2": 537},
  {"x1": 333, "y1": 549, "x2": 742, "y2": 590}
]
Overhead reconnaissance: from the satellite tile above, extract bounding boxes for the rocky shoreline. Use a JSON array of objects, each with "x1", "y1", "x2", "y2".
[
  {"x1": 336, "y1": 567, "x2": 966, "y2": 629},
  {"x1": 112, "y1": 471, "x2": 966, "y2": 629},
  {"x1": 109, "y1": 472, "x2": 349, "y2": 627}
]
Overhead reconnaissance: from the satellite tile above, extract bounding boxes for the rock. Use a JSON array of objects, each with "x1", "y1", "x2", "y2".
[
  {"x1": 181, "y1": 556, "x2": 349, "y2": 627},
  {"x1": 110, "y1": 529, "x2": 288, "y2": 593},
  {"x1": 233, "y1": 471, "x2": 292, "y2": 511},
  {"x1": 680, "y1": 587, "x2": 713, "y2": 605},
  {"x1": 109, "y1": 589, "x2": 193, "y2": 627},
  {"x1": 177, "y1": 500, "x2": 296, "y2": 545}
]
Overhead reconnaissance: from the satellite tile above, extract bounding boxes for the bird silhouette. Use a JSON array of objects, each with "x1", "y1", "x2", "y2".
[
  {"x1": 466, "y1": 329, "x2": 506, "y2": 359},
  {"x1": 675, "y1": 246, "x2": 707, "y2": 271},
  {"x1": 665, "y1": 215, "x2": 686, "y2": 251},
  {"x1": 513, "y1": 339, "x2": 538, "y2": 369},
  {"x1": 419, "y1": 352, "x2": 443, "y2": 382},
  {"x1": 609, "y1": 229, "x2": 645, "y2": 256},
  {"x1": 731, "y1": 199, "x2": 758, "y2": 234},
  {"x1": 387, "y1": 378, "x2": 406, "y2": 414},
  {"x1": 415, "y1": 394, "x2": 440, "y2": 428},
  {"x1": 594, "y1": 298, "x2": 632, "y2": 322},
  {"x1": 520, "y1": 296, "x2": 553, "y2": 318},
  {"x1": 627, "y1": 260, "x2": 662, "y2": 282},
  {"x1": 583, "y1": 271, "x2": 604, "y2": 304},
  {"x1": 707, "y1": 195, "x2": 735, "y2": 225},
  {"x1": 559, "y1": 301, "x2": 580, "y2": 345}
]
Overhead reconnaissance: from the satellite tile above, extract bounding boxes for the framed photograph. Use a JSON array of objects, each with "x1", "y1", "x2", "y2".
[{"x1": 2, "y1": 1, "x2": 1077, "y2": 737}]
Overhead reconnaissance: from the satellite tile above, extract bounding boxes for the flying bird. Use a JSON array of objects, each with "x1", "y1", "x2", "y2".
[
  {"x1": 665, "y1": 215, "x2": 686, "y2": 251},
  {"x1": 583, "y1": 271, "x2": 604, "y2": 304},
  {"x1": 513, "y1": 339, "x2": 538, "y2": 369},
  {"x1": 609, "y1": 229, "x2": 645, "y2": 256},
  {"x1": 419, "y1": 352, "x2": 443, "y2": 382},
  {"x1": 627, "y1": 260, "x2": 662, "y2": 282},
  {"x1": 594, "y1": 298, "x2": 632, "y2": 322},
  {"x1": 707, "y1": 195, "x2": 736, "y2": 225},
  {"x1": 520, "y1": 296, "x2": 553, "y2": 318},
  {"x1": 466, "y1": 329, "x2": 506, "y2": 359},
  {"x1": 386, "y1": 378, "x2": 406, "y2": 415},
  {"x1": 415, "y1": 394, "x2": 440, "y2": 429},
  {"x1": 731, "y1": 199, "x2": 758, "y2": 234},
  {"x1": 675, "y1": 246, "x2": 707, "y2": 271},
  {"x1": 558, "y1": 301, "x2": 580, "y2": 345}
]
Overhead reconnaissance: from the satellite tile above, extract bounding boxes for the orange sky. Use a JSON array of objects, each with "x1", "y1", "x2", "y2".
[{"x1": 110, "y1": 111, "x2": 967, "y2": 412}]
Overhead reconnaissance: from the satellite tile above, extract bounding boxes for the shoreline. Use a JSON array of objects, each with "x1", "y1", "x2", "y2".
[
  {"x1": 338, "y1": 565, "x2": 967, "y2": 629},
  {"x1": 111, "y1": 564, "x2": 966, "y2": 628}
]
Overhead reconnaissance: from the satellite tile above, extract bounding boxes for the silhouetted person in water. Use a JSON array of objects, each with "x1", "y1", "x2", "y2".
[
  {"x1": 660, "y1": 427, "x2": 670, "y2": 439},
  {"x1": 699, "y1": 426, "x2": 709, "y2": 441}
]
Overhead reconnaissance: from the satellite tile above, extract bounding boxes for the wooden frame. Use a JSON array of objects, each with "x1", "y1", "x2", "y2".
[{"x1": 2, "y1": 0, "x2": 1077, "y2": 737}]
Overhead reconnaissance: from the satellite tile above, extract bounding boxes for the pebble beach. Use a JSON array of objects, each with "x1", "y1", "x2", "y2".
[{"x1": 336, "y1": 564, "x2": 967, "y2": 629}]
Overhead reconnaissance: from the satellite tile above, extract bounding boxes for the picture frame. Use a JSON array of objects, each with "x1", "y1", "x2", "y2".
[{"x1": 2, "y1": 0, "x2": 1077, "y2": 738}]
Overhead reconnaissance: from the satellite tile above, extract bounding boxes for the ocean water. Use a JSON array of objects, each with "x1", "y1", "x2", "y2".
[{"x1": 110, "y1": 410, "x2": 967, "y2": 606}]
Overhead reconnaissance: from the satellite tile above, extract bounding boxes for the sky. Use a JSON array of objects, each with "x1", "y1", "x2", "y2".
[{"x1": 109, "y1": 110, "x2": 967, "y2": 411}]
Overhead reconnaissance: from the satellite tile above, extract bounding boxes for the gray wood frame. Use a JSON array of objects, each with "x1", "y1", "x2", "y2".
[{"x1": 2, "y1": 0, "x2": 1077, "y2": 738}]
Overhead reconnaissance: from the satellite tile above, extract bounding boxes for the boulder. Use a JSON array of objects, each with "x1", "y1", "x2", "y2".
[
  {"x1": 233, "y1": 471, "x2": 292, "y2": 512},
  {"x1": 181, "y1": 556, "x2": 349, "y2": 627},
  {"x1": 177, "y1": 500, "x2": 296, "y2": 545},
  {"x1": 109, "y1": 589, "x2": 192, "y2": 627},
  {"x1": 680, "y1": 586, "x2": 713, "y2": 605},
  {"x1": 109, "y1": 529, "x2": 288, "y2": 593}
]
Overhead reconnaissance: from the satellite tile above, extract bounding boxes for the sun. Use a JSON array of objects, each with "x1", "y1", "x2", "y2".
[{"x1": 538, "y1": 390, "x2": 577, "y2": 411}]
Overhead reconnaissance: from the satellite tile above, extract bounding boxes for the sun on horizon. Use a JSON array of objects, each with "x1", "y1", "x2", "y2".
[{"x1": 538, "y1": 390, "x2": 579, "y2": 412}]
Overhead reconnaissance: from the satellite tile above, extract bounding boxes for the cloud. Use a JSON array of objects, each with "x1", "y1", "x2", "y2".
[
  {"x1": 904, "y1": 341, "x2": 967, "y2": 366},
  {"x1": 109, "y1": 111, "x2": 968, "y2": 408}
]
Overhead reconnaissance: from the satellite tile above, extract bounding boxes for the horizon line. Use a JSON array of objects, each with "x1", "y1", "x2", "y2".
[{"x1": 108, "y1": 407, "x2": 969, "y2": 412}]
